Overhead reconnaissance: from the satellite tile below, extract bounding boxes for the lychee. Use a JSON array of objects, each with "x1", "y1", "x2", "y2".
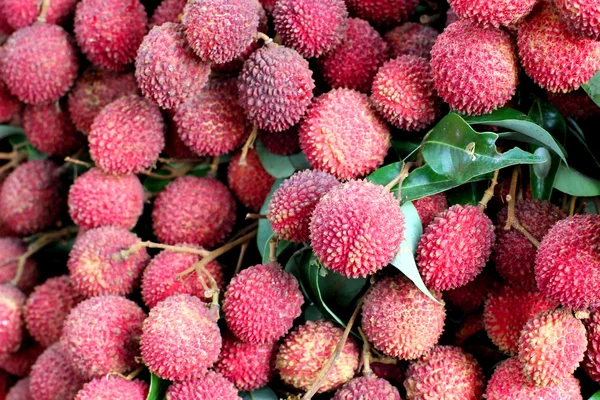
[
  {"x1": 299, "y1": 89, "x2": 390, "y2": 180},
  {"x1": 384, "y1": 23, "x2": 439, "y2": 60},
  {"x1": 163, "y1": 114, "x2": 195, "y2": 158},
  {"x1": 345, "y1": 0, "x2": 418, "y2": 26},
  {"x1": 0, "y1": 284, "x2": 25, "y2": 354},
  {"x1": 412, "y1": 193, "x2": 448, "y2": 228},
  {"x1": 152, "y1": 176, "x2": 236, "y2": 247},
  {"x1": 2, "y1": 0, "x2": 78, "y2": 30},
  {"x1": 29, "y1": 343, "x2": 86, "y2": 400},
  {"x1": 74, "y1": 377, "x2": 149, "y2": 400},
  {"x1": 227, "y1": 149, "x2": 275, "y2": 212},
  {"x1": 165, "y1": 371, "x2": 241, "y2": 400},
  {"x1": 141, "y1": 294, "x2": 221, "y2": 381},
  {"x1": 444, "y1": 270, "x2": 496, "y2": 314},
  {"x1": 6, "y1": 377, "x2": 30, "y2": 400},
  {"x1": 548, "y1": 90, "x2": 600, "y2": 120},
  {"x1": 0, "y1": 341, "x2": 43, "y2": 376},
  {"x1": 0, "y1": 53, "x2": 20, "y2": 124},
  {"x1": 275, "y1": 320, "x2": 360, "y2": 393},
  {"x1": 554, "y1": 0, "x2": 600, "y2": 40},
  {"x1": 150, "y1": 0, "x2": 186, "y2": 28},
  {"x1": 333, "y1": 376, "x2": 400, "y2": 400},
  {"x1": 88, "y1": 94, "x2": 165, "y2": 175},
  {"x1": 258, "y1": 127, "x2": 300, "y2": 155},
  {"x1": 0, "y1": 238, "x2": 38, "y2": 292},
  {"x1": 448, "y1": 0, "x2": 538, "y2": 28},
  {"x1": 584, "y1": 310, "x2": 600, "y2": 382}
]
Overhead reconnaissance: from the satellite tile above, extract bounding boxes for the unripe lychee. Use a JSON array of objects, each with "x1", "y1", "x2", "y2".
[
  {"x1": 310, "y1": 180, "x2": 404, "y2": 278},
  {"x1": 29, "y1": 343, "x2": 86, "y2": 400},
  {"x1": 448, "y1": 0, "x2": 538, "y2": 28},
  {"x1": 345, "y1": 0, "x2": 418, "y2": 26},
  {"x1": 0, "y1": 284, "x2": 25, "y2": 354},
  {"x1": 152, "y1": 176, "x2": 236, "y2": 247},
  {"x1": 150, "y1": 0, "x2": 186, "y2": 27},
  {"x1": 223, "y1": 263, "x2": 304, "y2": 344},
  {"x1": 554, "y1": 0, "x2": 600, "y2": 40},
  {"x1": 0, "y1": 238, "x2": 38, "y2": 292},
  {"x1": 258, "y1": 127, "x2": 300, "y2": 155},
  {"x1": 0, "y1": 341, "x2": 43, "y2": 376},
  {"x1": 165, "y1": 371, "x2": 241, "y2": 400},
  {"x1": 75, "y1": 377, "x2": 148, "y2": 400},
  {"x1": 6, "y1": 377, "x2": 30, "y2": 400},
  {"x1": 74, "y1": 0, "x2": 147, "y2": 71},
  {"x1": 384, "y1": 23, "x2": 439, "y2": 60},
  {"x1": 417, "y1": 204, "x2": 495, "y2": 291},
  {"x1": 275, "y1": 320, "x2": 360, "y2": 393},
  {"x1": 299, "y1": 89, "x2": 390, "y2": 180},
  {"x1": 141, "y1": 294, "x2": 221, "y2": 381},
  {"x1": 61, "y1": 295, "x2": 146, "y2": 379},
  {"x1": 584, "y1": 310, "x2": 600, "y2": 382},
  {"x1": 412, "y1": 193, "x2": 448, "y2": 228},
  {"x1": 333, "y1": 376, "x2": 400, "y2": 400},
  {"x1": 317, "y1": 18, "x2": 387, "y2": 93},
  {"x1": 227, "y1": 150, "x2": 275, "y2": 212},
  {"x1": 444, "y1": 270, "x2": 496, "y2": 313},
  {"x1": 89, "y1": 94, "x2": 165, "y2": 174},
  {"x1": 135, "y1": 22, "x2": 211, "y2": 110}
]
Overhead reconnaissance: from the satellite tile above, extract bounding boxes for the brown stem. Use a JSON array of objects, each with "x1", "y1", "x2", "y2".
[
  {"x1": 370, "y1": 355, "x2": 398, "y2": 365},
  {"x1": 576, "y1": 199, "x2": 588, "y2": 215},
  {"x1": 477, "y1": 170, "x2": 500, "y2": 210},
  {"x1": 140, "y1": 163, "x2": 193, "y2": 180},
  {"x1": 246, "y1": 213, "x2": 267, "y2": 220},
  {"x1": 233, "y1": 241, "x2": 249, "y2": 276},
  {"x1": 385, "y1": 162, "x2": 414, "y2": 195},
  {"x1": 228, "y1": 221, "x2": 259, "y2": 242},
  {"x1": 239, "y1": 126, "x2": 258, "y2": 166},
  {"x1": 37, "y1": 0, "x2": 50, "y2": 22},
  {"x1": 195, "y1": 262, "x2": 220, "y2": 310},
  {"x1": 208, "y1": 156, "x2": 220, "y2": 178},
  {"x1": 269, "y1": 236, "x2": 278, "y2": 265},
  {"x1": 503, "y1": 168, "x2": 539, "y2": 248},
  {"x1": 358, "y1": 327, "x2": 373, "y2": 377},
  {"x1": 0, "y1": 151, "x2": 27, "y2": 175},
  {"x1": 255, "y1": 32, "x2": 274, "y2": 44},
  {"x1": 569, "y1": 196, "x2": 578, "y2": 217},
  {"x1": 113, "y1": 241, "x2": 209, "y2": 262}
]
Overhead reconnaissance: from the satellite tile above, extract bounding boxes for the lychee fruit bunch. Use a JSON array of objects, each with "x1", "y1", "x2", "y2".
[
  {"x1": 227, "y1": 149, "x2": 275, "y2": 212},
  {"x1": 29, "y1": 343, "x2": 86, "y2": 400},
  {"x1": 448, "y1": 0, "x2": 538, "y2": 28},
  {"x1": 345, "y1": 0, "x2": 418, "y2": 26},
  {"x1": 74, "y1": 377, "x2": 148, "y2": 400},
  {"x1": 165, "y1": 371, "x2": 241, "y2": 400},
  {"x1": 333, "y1": 376, "x2": 401, "y2": 400},
  {"x1": 384, "y1": 22, "x2": 439, "y2": 60}
]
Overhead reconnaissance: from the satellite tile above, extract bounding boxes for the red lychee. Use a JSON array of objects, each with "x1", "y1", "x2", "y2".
[
  {"x1": 444, "y1": 270, "x2": 496, "y2": 313},
  {"x1": 0, "y1": 50, "x2": 20, "y2": 124},
  {"x1": 258, "y1": 127, "x2": 300, "y2": 155},
  {"x1": 345, "y1": 0, "x2": 418, "y2": 26},
  {"x1": 554, "y1": 0, "x2": 600, "y2": 40},
  {"x1": 29, "y1": 343, "x2": 86, "y2": 400},
  {"x1": 333, "y1": 376, "x2": 401, "y2": 400},
  {"x1": 150, "y1": 0, "x2": 186, "y2": 27},
  {"x1": 0, "y1": 238, "x2": 38, "y2": 292},
  {"x1": 165, "y1": 371, "x2": 241, "y2": 400},
  {"x1": 0, "y1": 341, "x2": 43, "y2": 376},
  {"x1": 412, "y1": 193, "x2": 448, "y2": 228},
  {"x1": 74, "y1": 377, "x2": 148, "y2": 400},
  {"x1": 548, "y1": 90, "x2": 600, "y2": 120},
  {"x1": 448, "y1": 0, "x2": 538, "y2": 28},
  {"x1": 227, "y1": 149, "x2": 275, "y2": 212},
  {"x1": 384, "y1": 23, "x2": 439, "y2": 60},
  {"x1": 0, "y1": 284, "x2": 25, "y2": 354},
  {"x1": 584, "y1": 310, "x2": 600, "y2": 382},
  {"x1": 6, "y1": 377, "x2": 31, "y2": 400},
  {"x1": 2, "y1": 0, "x2": 78, "y2": 29}
]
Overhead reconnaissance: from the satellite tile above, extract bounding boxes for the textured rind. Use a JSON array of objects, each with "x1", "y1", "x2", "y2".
[
  {"x1": 299, "y1": 89, "x2": 390, "y2": 180},
  {"x1": 518, "y1": 4, "x2": 600, "y2": 93},
  {"x1": 554, "y1": 0, "x2": 600, "y2": 40},
  {"x1": 150, "y1": 0, "x2": 186, "y2": 27},
  {"x1": 238, "y1": 45, "x2": 315, "y2": 132},
  {"x1": 141, "y1": 294, "x2": 221, "y2": 381},
  {"x1": 141, "y1": 249, "x2": 224, "y2": 309},
  {"x1": 448, "y1": 0, "x2": 537, "y2": 27},
  {"x1": 135, "y1": 23, "x2": 210, "y2": 110},
  {"x1": 444, "y1": 270, "x2": 496, "y2": 313},
  {"x1": 24, "y1": 276, "x2": 81, "y2": 347},
  {"x1": 6, "y1": 377, "x2": 31, "y2": 400},
  {"x1": 332, "y1": 376, "x2": 400, "y2": 400},
  {"x1": 584, "y1": 311, "x2": 600, "y2": 382},
  {"x1": 223, "y1": 264, "x2": 304, "y2": 344},
  {"x1": 310, "y1": 180, "x2": 404, "y2": 278},
  {"x1": 163, "y1": 113, "x2": 195, "y2": 158},
  {"x1": 29, "y1": 343, "x2": 86, "y2": 400},
  {"x1": 67, "y1": 69, "x2": 139, "y2": 134},
  {"x1": 273, "y1": 0, "x2": 348, "y2": 58},
  {"x1": 258, "y1": 127, "x2": 300, "y2": 155},
  {"x1": 0, "y1": 341, "x2": 44, "y2": 376},
  {"x1": 345, "y1": 0, "x2": 418, "y2": 26},
  {"x1": 152, "y1": 176, "x2": 236, "y2": 247},
  {"x1": 174, "y1": 79, "x2": 249, "y2": 156},
  {"x1": 431, "y1": 19, "x2": 518, "y2": 115},
  {"x1": 1, "y1": 23, "x2": 78, "y2": 104},
  {"x1": 0, "y1": 237, "x2": 38, "y2": 292},
  {"x1": 89, "y1": 95, "x2": 165, "y2": 174},
  {"x1": 483, "y1": 286, "x2": 558, "y2": 355},
  {"x1": 165, "y1": 371, "x2": 241, "y2": 400},
  {"x1": 183, "y1": 0, "x2": 258, "y2": 64},
  {"x1": 2, "y1": 0, "x2": 77, "y2": 29},
  {"x1": 74, "y1": 377, "x2": 149, "y2": 400},
  {"x1": 214, "y1": 335, "x2": 277, "y2": 391},
  {"x1": 0, "y1": 160, "x2": 63, "y2": 236},
  {"x1": 267, "y1": 170, "x2": 340, "y2": 242},
  {"x1": 519, "y1": 308, "x2": 587, "y2": 386},
  {"x1": 413, "y1": 193, "x2": 448, "y2": 228},
  {"x1": 67, "y1": 226, "x2": 149, "y2": 298},
  {"x1": 416, "y1": 205, "x2": 495, "y2": 290},
  {"x1": 362, "y1": 276, "x2": 446, "y2": 359},
  {"x1": 74, "y1": 0, "x2": 147, "y2": 71},
  {"x1": 318, "y1": 18, "x2": 387, "y2": 93},
  {"x1": 548, "y1": 90, "x2": 600, "y2": 120},
  {"x1": 22, "y1": 102, "x2": 83, "y2": 157},
  {"x1": 493, "y1": 199, "x2": 565, "y2": 289},
  {"x1": 0, "y1": 83, "x2": 20, "y2": 123},
  {"x1": 535, "y1": 214, "x2": 600, "y2": 310},
  {"x1": 371, "y1": 56, "x2": 439, "y2": 131},
  {"x1": 0, "y1": 284, "x2": 25, "y2": 354},
  {"x1": 275, "y1": 320, "x2": 360, "y2": 393},
  {"x1": 384, "y1": 23, "x2": 438, "y2": 59},
  {"x1": 227, "y1": 150, "x2": 275, "y2": 212},
  {"x1": 485, "y1": 358, "x2": 583, "y2": 400},
  {"x1": 61, "y1": 295, "x2": 146, "y2": 380},
  {"x1": 404, "y1": 346, "x2": 485, "y2": 400}
]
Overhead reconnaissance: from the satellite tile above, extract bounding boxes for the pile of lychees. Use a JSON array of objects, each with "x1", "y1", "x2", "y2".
[{"x1": 0, "y1": 0, "x2": 598, "y2": 399}]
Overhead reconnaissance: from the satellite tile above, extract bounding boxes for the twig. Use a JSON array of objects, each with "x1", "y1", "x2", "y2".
[
  {"x1": 228, "y1": 221, "x2": 259, "y2": 242},
  {"x1": 358, "y1": 327, "x2": 373, "y2": 377},
  {"x1": 255, "y1": 32, "x2": 274, "y2": 44},
  {"x1": 195, "y1": 263, "x2": 220, "y2": 311},
  {"x1": 112, "y1": 241, "x2": 209, "y2": 262},
  {"x1": 246, "y1": 213, "x2": 266, "y2": 220},
  {"x1": 569, "y1": 196, "x2": 578, "y2": 217},
  {"x1": 64, "y1": 157, "x2": 92, "y2": 168},
  {"x1": 36, "y1": 0, "x2": 50, "y2": 22},
  {"x1": 269, "y1": 236, "x2": 278, "y2": 264},
  {"x1": 239, "y1": 126, "x2": 258, "y2": 166},
  {"x1": 233, "y1": 241, "x2": 249, "y2": 276},
  {"x1": 503, "y1": 168, "x2": 539, "y2": 248},
  {"x1": 208, "y1": 156, "x2": 220, "y2": 178},
  {"x1": 0, "y1": 151, "x2": 26, "y2": 175},
  {"x1": 477, "y1": 170, "x2": 500, "y2": 210},
  {"x1": 140, "y1": 163, "x2": 193, "y2": 180},
  {"x1": 384, "y1": 162, "x2": 414, "y2": 196}
]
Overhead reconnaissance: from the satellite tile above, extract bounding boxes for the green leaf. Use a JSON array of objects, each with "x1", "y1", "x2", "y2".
[
  {"x1": 303, "y1": 303, "x2": 326, "y2": 322},
  {"x1": 391, "y1": 140, "x2": 421, "y2": 160},
  {"x1": 446, "y1": 182, "x2": 486, "y2": 206},
  {"x1": 255, "y1": 140, "x2": 296, "y2": 178},
  {"x1": 554, "y1": 163, "x2": 600, "y2": 196},
  {"x1": 284, "y1": 247, "x2": 313, "y2": 301},
  {"x1": 0, "y1": 125, "x2": 24, "y2": 140},
  {"x1": 9, "y1": 134, "x2": 47, "y2": 160},
  {"x1": 257, "y1": 179, "x2": 284, "y2": 258},
  {"x1": 567, "y1": 118, "x2": 600, "y2": 169},
  {"x1": 588, "y1": 390, "x2": 600, "y2": 400},
  {"x1": 587, "y1": 199, "x2": 599, "y2": 214},
  {"x1": 146, "y1": 374, "x2": 169, "y2": 400},
  {"x1": 423, "y1": 113, "x2": 546, "y2": 184},
  {"x1": 240, "y1": 387, "x2": 279, "y2": 400},
  {"x1": 582, "y1": 70, "x2": 600, "y2": 107},
  {"x1": 463, "y1": 107, "x2": 567, "y2": 162},
  {"x1": 367, "y1": 162, "x2": 402, "y2": 187},
  {"x1": 289, "y1": 152, "x2": 311, "y2": 170},
  {"x1": 303, "y1": 256, "x2": 347, "y2": 328}
]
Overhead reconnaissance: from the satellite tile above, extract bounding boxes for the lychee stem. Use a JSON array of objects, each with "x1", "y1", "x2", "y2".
[
  {"x1": 141, "y1": 163, "x2": 193, "y2": 179},
  {"x1": 64, "y1": 156, "x2": 92, "y2": 168},
  {"x1": 268, "y1": 236, "x2": 278, "y2": 264},
  {"x1": 358, "y1": 327, "x2": 373, "y2": 377},
  {"x1": 228, "y1": 221, "x2": 259, "y2": 242},
  {"x1": 0, "y1": 150, "x2": 27, "y2": 176},
  {"x1": 233, "y1": 241, "x2": 249, "y2": 276},
  {"x1": 107, "y1": 366, "x2": 144, "y2": 381},
  {"x1": 384, "y1": 162, "x2": 414, "y2": 194},
  {"x1": 255, "y1": 32, "x2": 274, "y2": 45},
  {"x1": 477, "y1": 169, "x2": 500, "y2": 210},
  {"x1": 246, "y1": 213, "x2": 266, "y2": 219},
  {"x1": 36, "y1": 0, "x2": 50, "y2": 23},
  {"x1": 238, "y1": 126, "x2": 258, "y2": 166},
  {"x1": 113, "y1": 242, "x2": 210, "y2": 262},
  {"x1": 370, "y1": 355, "x2": 397, "y2": 365},
  {"x1": 208, "y1": 156, "x2": 220, "y2": 178},
  {"x1": 194, "y1": 262, "x2": 219, "y2": 310},
  {"x1": 503, "y1": 168, "x2": 540, "y2": 248},
  {"x1": 568, "y1": 196, "x2": 578, "y2": 217}
]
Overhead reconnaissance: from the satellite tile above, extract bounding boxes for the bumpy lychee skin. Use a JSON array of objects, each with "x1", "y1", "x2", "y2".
[
  {"x1": 548, "y1": 90, "x2": 600, "y2": 120},
  {"x1": 416, "y1": 205, "x2": 495, "y2": 291},
  {"x1": 75, "y1": 377, "x2": 149, "y2": 400},
  {"x1": 554, "y1": 0, "x2": 600, "y2": 40},
  {"x1": 238, "y1": 45, "x2": 315, "y2": 132},
  {"x1": 535, "y1": 214, "x2": 600, "y2": 310},
  {"x1": 413, "y1": 193, "x2": 448, "y2": 228},
  {"x1": 150, "y1": 0, "x2": 186, "y2": 27},
  {"x1": 223, "y1": 264, "x2": 304, "y2": 344},
  {"x1": 485, "y1": 358, "x2": 583, "y2": 400},
  {"x1": 0, "y1": 238, "x2": 38, "y2": 292},
  {"x1": 74, "y1": 0, "x2": 147, "y2": 71},
  {"x1": 519, "y1": 308, "x2": 587, "y2": 386},
  {"x1": 183, "y1": 0, "x2": 258, "y2": 64},
  {"x1": 29, "y1": 343, "x2": 86, "y2": 400},
  {"x1": 333, "y1": 376, "x2": 400, "y2": 400},
  {"x1": 141, "y1": 294, "x2": 221, "y2": 381},
  {"x1": 444, "y1": 270, "x2": 496, "y2": 313},
  {"x1": 89, "y1": 95, "x2": 165, "y2": 174},
  {"x1": 227, "y1": 150, "x2": 275, "y2": 212},
  {"x1": 0, "y1": 160, "x2": 63, "y2": 236},
  {"x1": 24, "y1": 276, "x2": 81, "y2": 347},
  {"x1": 310, "y1": 180, "x2": 404, "y2": 278},
  {"x1": 345, "y1": 0, "x2": 418, "y2": 26},
  {"x1": 67, "y1": 69, "x2": 139, "y2": 134},
  {"x1": 2, "y1": 0, "x2": 78, "y2": 29},
  {"x1": 371, "y1": 56, "x2": 439, "y2": 131},
  {"x1": 0, "y1": 341, "x2": 44, "y2": 376},
  {"x1": 493, "y1": 199, "x2": 565, "y2": 289},
  {"x1": 166, "y1": 371, "x2": 241, "y2": 400},
  {"x1": 152, "y1": 176, "x2": 237, "y2": 247},
  {"x1": 214, "y1": 335, "x2": 277, "y2": 391},
  {"x1": 518, "y1": 4, "x2": 600, "y2": 93},
  {"x1": 318, "y1": 18, "x2": 387, "y2": 93},
  {"x1": 299, "y1": 89, "x2": 390, "y2": 180},
  {"x1": 0, "y1": 77, "x2": 20, "y2": 123},
  {"x1": 174, "y1": 79, "x2": 249, "y2": 156},
  {"x1": 384, "y1": 23, "x2": 439, "y2": 60},
  {"x1": 584, "y1": 310, "x2": 600, "y2": 382},
  {"x1": 483, "y1": 286, "x2": 558, "y2": 355},
  {"x1": 67, "y1": 226, "x2": 150, "y2": 298},
  {"x1": 0, "y1": 284, "x2": 25, "y2": 354},
  {"x1": 259, "y1": 127, "x2": 300, "y2": 155},
  {"x1": 141, "y1": 249, "x2": 224, "y2": 309},
  {"x1": 61, "y1": 295, "x2": 146, "y2": 379},
  {"x1": 276, "y1": 320, "x2": 360, "y2": 393},
  {"x1": 163, "y1": 115, "x2": 195, "y2": 158},
  {"x1": 6, "y1": 377, "x2": 31, "y2": 400},
  {"x1": 273, "y1": 0, "x2": 348, "y2": 58},
  {"x1": 1, "y1": 23, "x2": 78, "y2": 104},
  {"x1": 136, "y1": 23, "x2": 211, "y2": 110},
  {"x1": 448, "y1": 0, "x2": 537, "y2": 28}
]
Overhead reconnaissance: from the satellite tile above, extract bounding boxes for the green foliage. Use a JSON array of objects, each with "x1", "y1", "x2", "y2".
[
  {"x1": 588, "y1": 391, "x2": 600, "y2": 400},
  {"x1": 257, "y1": 179, "x2": 284, "y2": 259},
  {"x1": 240, "y1": 387, "x2": 279, "y2": 400},
  {"x1": 255, "y1": 140, "x2": 310, "y2": 178},
  {"x1": 581, "y1": 70, "x2": 600, "y2": 107},
  {"x1": 146, "y1": 374, "x2": 169, "y2": 400},
  {"x1": 0, "y1": 125, "x2": 24, "y2": 140},
  {"x1": 554, "y1": 164, "x2": 600, "y2": 196},
  {"x1": 9, "y1": 134, "x2": 47, "y2": 160}
]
